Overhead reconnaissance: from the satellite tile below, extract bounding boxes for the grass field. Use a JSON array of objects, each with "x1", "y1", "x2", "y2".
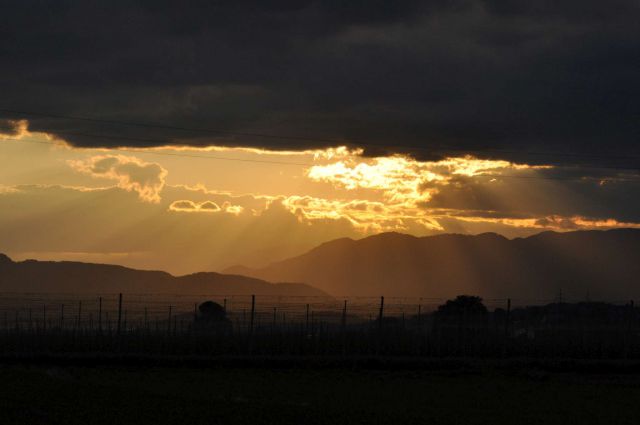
[{"x1": 1, "y1": 360, "x2": 640, "y2": 424}]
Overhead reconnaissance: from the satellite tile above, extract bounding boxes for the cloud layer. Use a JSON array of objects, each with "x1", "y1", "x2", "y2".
[{"x1": 1, "y1": 1, "x2": 639, "y2": 168}]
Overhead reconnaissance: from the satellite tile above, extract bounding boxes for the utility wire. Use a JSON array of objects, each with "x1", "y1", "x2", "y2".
[
  {"x1": 0, "y1": 122, "x2": 638, "y2": 172},
  {"x1": 2, "y1": 136, "x2": 638, "y2": 182},
  {"x1": 0, "y1": 137, "x2": 312, "y2": 167},
  {"x1": 2, "y1": 107, "x2": 640, "y2": 162}
]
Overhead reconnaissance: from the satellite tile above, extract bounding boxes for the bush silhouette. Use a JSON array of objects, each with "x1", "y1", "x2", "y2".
[
  {"x1": 198, "y1": 301, "x2": 226, "y2": 321},
  {"x1": 436, "y1": 295, "x2": 488, "y2": 325},
  {"x1": 194, "y1": 301, "x2": 231, "y2": 333}
]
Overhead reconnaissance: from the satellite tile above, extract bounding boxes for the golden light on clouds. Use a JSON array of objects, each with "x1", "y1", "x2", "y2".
[
  {"x1": 68, "y1": 155, "x2": 168, "y2": 203},
  {"x1": 1, "y1": 120, "x2": 639, "y2": 273},
  {"x1": 168, "y1": 199, "x2": 244, "y2": 215},
  {"x1": 300, "y1": 154, "x2": 547, "y2": 232}
]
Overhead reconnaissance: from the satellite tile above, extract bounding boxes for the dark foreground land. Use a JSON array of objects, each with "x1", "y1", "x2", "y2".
[{"x1": 2, "y1": 358, "x2": 640, "y2": 424}]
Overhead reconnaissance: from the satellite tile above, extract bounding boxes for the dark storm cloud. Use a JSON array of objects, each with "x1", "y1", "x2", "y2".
[
  {"x1": 426, "y1": 167, "x2": 640, "y2": 222},
  {"x1": 1, "y1": 0, "x2": 639, "y2": 167}
]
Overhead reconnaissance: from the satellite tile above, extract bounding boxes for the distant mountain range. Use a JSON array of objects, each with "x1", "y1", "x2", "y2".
[
  {"x1": 0, "y1": 254, "x2": 327, "y2": 296},
  {"x1": 225, "y1": 229, "x2": 640, "y2": 300}
]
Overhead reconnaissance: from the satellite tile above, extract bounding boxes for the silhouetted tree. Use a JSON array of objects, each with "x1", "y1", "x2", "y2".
[
  {"x1": 437, "y1": 295, "x2": 488, "y2": 317},
  {"x1": 435, "y1": 295, "x2": 488, "y2": 326},
  {"x1": 194, "y1": 301, "x2": 231, "y2": 333},
  {"x1": 198, "y1": 301, "x2": 226, "y2": 321}
]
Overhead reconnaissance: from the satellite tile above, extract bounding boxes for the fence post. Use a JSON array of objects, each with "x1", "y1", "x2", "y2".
[
  {"x1": 504, "y1": 298, "x2": 511, "y2": 338},
  {"x1": 249, "y1": 295, "x2": 255, "y2": 334},
  {"x1": 341, "y1": 300, "x2": 347, "y2": 330},
  {"x1": 98, "y1": 296, "x2": 102, "y2": 333},
  {"x1": 378, "y1": 296, "x2": 385, "y2": 330},
  {"x1": 504, "y1": 298, "x2": 511, "y2": 356},
  {"x1": 626, "y1": 300, "x2": 634, "y2": 357},
  {"x1": 117, "y1": 293, "x2": 123, "y2": 335},
  {"x1": 305, "y1": 303, "x2": 310, "y2": 333},
  {"x1": 272, "y1": 307, "x2": 277, "y2": 329},
  {"x1": 77, "y1": 301, "x2": 82, "y2": 331}
]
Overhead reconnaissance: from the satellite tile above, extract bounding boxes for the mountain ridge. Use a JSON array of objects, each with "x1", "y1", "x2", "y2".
[
  {"x1": 224, "y1": 229, "x2": 640, "y2": 299},
  {"x1": 0, "y1": 255, "x2": 327, "y2": 296}
]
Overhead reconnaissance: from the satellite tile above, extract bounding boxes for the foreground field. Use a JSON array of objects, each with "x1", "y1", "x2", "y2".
[{"x1": 1, "y1": 361, "x2": 640, "y2": 424}]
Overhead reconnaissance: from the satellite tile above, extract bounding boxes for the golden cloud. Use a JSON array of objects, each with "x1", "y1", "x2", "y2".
[
  {"x1": 450, "y1": 214, "x2": 640, "y2": 231},
  {"x1": 68, "y1": 155, "x2": 168, "y2": 203},
  {"x1": 0, "y1": 119, "x2": 29, "y2": 139},
  {"x1": 168, "y1": 199, "x2": 244, "y2": 215},
  {"x1": 280, "y1": 195, "x2": 443, "y2": 233}
]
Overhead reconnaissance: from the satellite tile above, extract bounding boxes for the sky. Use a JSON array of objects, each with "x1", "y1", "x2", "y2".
[{"x1": 0, "y1": 1, "x2": 639, "y2": 274}]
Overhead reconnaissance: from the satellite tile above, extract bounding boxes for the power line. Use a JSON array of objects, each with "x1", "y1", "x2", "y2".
[
  {"x1": 1, "y1": 123, "x2": 638, "y2": 173},
  {"x1": 2, "y1": 136, "x2": 638, "y2": 182},
  {"x1": 2, "y1": 107, "x2": 640, "y2": 162},
  {"x1": 0, "y1": 137, "x2": 312, "y2": 167}
]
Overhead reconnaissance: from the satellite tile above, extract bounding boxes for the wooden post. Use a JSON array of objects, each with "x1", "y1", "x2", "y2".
[
  {"x1": 305, "y1": 303, "x2": 310, "y2": 333},
  {"x1": 98, "y1": 296, "x2": 102, "y2": 332},
  {"x1": 60, "y1": 303, "x2": 64, "y2": 329},
  {"x1": 378, "y1": 296, "x2": 385, "y2": 330},
  {"x1": 504, "y1": 298, "x2": 511, "y2": 338},
  {"x1": 43, "y1": 304, "x2": 46, "y2": 331},
  {"x1": 249, "y1": 295, "x2": 255, "y2": 334},
  {"x1": 503, "y1": 298, "x2": 511, "y2": 357},
  {"x1": 194, "y1": 303, "x2": 198, "y2": 319},
  {"x1": 626, "y1": 300, "x2": 634, "y2": 357},
  {"x1": 144, "y1": 307, "x2": 148, "y2": 330},
  {"x1": 272, "y1": 307, "x2": 277, "y2": 329},
  {"x1": 311, "y1": 310, "x2": 315, "y2": 333},
  {"x1": 117, "y1": 293, "x2": 123, "y2": 335},
  {"x1": 223, "y1": 298, "x2": 227, "y2": 313},
  {"x1": 340, "y1": 300, "x2": 348, "y2": 353},
  {"x1": 341, "y1": 300, "x2": 347, "y2": 330},
  {"x1": 168, "y1": 305, "x2": 172, "y2": 335},
  {"x1": 77, "y1": 301, "x2": 82, "y2": 331}
]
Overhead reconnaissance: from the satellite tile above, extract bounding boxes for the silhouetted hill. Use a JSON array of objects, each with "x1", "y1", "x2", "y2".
[
  {"x1": 0, "y1": 256, "x2": 327, "y2": 296},
  {"x1": 224, "y1": 229, "x2": 640, "y2": 299}
]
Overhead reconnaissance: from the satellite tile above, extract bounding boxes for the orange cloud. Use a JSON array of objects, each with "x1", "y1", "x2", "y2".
[
  {"x1": 69, "y1": 155, "x2": 167, "y2": 203},
  {"x1": 281, "y1": 195, "x2": 443, "y2": 233},
  {"x1": 448, "y1": 214, "x2": 640, "y2": 232},
  {"x1": 168, "y1": 199, "x2": 244, "y2": 215}
]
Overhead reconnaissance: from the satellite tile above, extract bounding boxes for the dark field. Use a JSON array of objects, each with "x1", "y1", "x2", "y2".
[{"x1": 2, "y1": 360, "x2": 640, "y2": 424}]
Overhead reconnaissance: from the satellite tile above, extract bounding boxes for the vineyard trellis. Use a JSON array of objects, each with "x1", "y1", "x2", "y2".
[{"x1": 0, "y1": 292, "x2": 638, "y2": 359}]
